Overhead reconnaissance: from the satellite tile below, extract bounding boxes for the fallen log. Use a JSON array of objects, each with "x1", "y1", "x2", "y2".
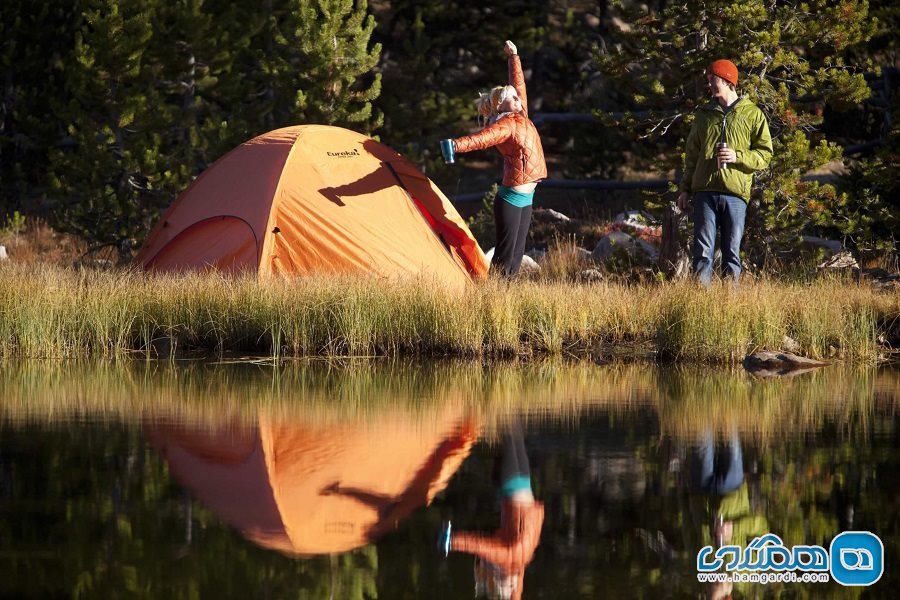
[{"x1": 743, "y1": 351, "x2": 830, "y2": 377}]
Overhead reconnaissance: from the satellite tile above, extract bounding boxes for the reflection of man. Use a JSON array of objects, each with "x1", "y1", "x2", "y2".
[
  {"x1": 685, "y1": 430, "x2": 767, "y2": 599},
  {"x1": 687, "y1": 430, "x2": 766, "y2": 547},
  {"x1": 439, "y1": 421, "x2": 543, "y2": 600},
  {"x1": 677, "y1": 59, "x2": 773, "y2": 285},
  {"x1": 692, "y1": 429, "x2": 744, "y2": 498}
]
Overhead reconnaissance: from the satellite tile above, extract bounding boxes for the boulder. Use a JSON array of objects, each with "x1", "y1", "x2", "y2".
[
  {"x1": 574, "y1": 246, "x2": 594, "y2": 261},
  {"x1": 636, "y1": 239, "x2": 660, "y2": 261},
  {"x1": 613, "y1": 210, "x2": 659, "y2": 231},
  {"x1": 781, "y1": 335, "x2": 801, "y2": 354},
  {"x1": 483, "y1": 248, "x2": 540, "y2": 273},
  {"x1": 592, "y1": 231, "x2": 659, "y2": 263},
  {"x1": 579, "y1": 269, "x2": 604, "y2": 282},
  {"x1": 817, "y1": 250, "x2": 859, "y2": 271},
  {"x1": 520, "y1": 254, "x2": 541, "y2": 273},
  {"x1": 0, "y1": 245, "x2": 7, "y2": 260},
  {"x1": 525, "y1": 247, "x2": 547, "y2": 262},
  {"x1": 550, "y1": 245, "x2": 593, "y2": 263},
  {"x1": 592, "y1": 231, "x2": 635, "y2": 262},
  {"x1": 536, "y1": 208, "x2": 571, "y2": 222}
]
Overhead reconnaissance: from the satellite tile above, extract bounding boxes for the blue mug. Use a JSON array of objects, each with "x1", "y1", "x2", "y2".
[{"x1": 440, "y1": 139, "x2": 455, "y2": 164}]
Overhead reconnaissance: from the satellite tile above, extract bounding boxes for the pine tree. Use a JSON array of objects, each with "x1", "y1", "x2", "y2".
[
  {"x1": 836, "y1": 102, "x2": 900, "y2": 262},
  {"x1": 35, "y1": 0, "x2": 385, "y2": 254},
  {"x1": 593, "y1": 0, "x2": 878, "y2": 270},
  {"x1": 833, "y1": 0, "x2": 899, "y2": 262},
  {"x1": 1, "y1": 1, "x2": 77, "y2": 216},
  {"x1": 245, "y1": 0, "x2": 383, "y2": 133},
  {"x1": 152, "y1": 0, "x2": 260, "y2": 177},
  {"x1": 46, "y1": 0, "x2": 175, "y2": 255}
]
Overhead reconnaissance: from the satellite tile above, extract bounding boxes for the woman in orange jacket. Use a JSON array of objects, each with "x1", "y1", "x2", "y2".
[{"x1": 448, "y1": 40, "x2": 547, "y2": 277}]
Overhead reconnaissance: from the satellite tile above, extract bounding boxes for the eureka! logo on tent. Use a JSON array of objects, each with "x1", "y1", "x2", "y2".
[{"x1": 326, "y1": 149, "x2": 361, "y2": 157}]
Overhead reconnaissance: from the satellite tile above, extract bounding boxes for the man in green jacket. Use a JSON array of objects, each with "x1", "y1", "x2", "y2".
[{"x1": 677, "y1": 59, "x2": 773, "y2": 284}]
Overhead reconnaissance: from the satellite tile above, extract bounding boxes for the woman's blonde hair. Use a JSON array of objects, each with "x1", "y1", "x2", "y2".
[
  {"x1": 474, "y1": 559, "x2": 518, "y2": 599},
  {"x1": 476, "y1": 85, "x2": 516, "y2": 125}
]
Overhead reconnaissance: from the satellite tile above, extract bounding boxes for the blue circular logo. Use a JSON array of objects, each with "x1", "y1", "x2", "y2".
[{"x1": 830, "y1": 531, "x2": 884, "y2": 586}]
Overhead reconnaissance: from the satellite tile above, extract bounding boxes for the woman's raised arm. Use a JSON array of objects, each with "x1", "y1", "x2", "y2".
[{"x1": 505, "y1": 41, "x2": 528, "y2": 118}]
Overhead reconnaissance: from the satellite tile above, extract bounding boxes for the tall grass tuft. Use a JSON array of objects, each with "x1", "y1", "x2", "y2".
[{"x1": 0, "y1": 263, "x2": 896, "y2": 362}]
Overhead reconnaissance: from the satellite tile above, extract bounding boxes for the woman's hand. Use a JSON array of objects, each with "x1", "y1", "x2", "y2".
[{"x1": 504, "y1": 40, "x2": 517, "y2": 56}]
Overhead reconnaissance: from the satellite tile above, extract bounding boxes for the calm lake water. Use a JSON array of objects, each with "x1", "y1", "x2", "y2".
[{"x1": 0, "y1": 360, "x2": 897, "y2": 598}]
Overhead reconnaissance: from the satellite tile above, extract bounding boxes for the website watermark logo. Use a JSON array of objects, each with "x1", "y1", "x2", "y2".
[
  {"x1": 697, "y1": 531, "x2": 883, "y2": 587},
  {"x1": 830, "y1": 531, "x2": 883, "y2": 586}
]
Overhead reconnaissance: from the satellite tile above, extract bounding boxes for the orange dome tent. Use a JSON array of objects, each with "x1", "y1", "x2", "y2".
[
  {"x1": 134, "y1": 126, "x2": 488, "y2": 285},
  {"x1": 145, "y1": 411, "x2": 479, "y2": 556}
]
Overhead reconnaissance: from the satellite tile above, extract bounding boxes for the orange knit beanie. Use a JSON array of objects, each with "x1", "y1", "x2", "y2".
[{"x1": 707, "y1": 59, "x2": 738, "y2": 86}]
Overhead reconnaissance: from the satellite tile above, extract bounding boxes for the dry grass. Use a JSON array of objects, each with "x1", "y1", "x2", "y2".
[
  {"x1": 0, "y1": 218, "x2": 94, "y2": 266},
  {"x1": 0, "y1": 263, "x2": 897, "y2": 363}
]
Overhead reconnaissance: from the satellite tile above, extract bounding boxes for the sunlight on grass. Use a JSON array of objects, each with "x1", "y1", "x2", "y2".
[{"x1": 0, "y1": 264, "x2": 896, "y2": 362}]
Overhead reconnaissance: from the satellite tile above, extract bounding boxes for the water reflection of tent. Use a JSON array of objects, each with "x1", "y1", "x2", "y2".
[
  {"x1": 134, "y1": 125, "x2": 488, "y2": 285},
  {"x1": 145, "y1": 413, "x2": 478, "y2": 556}
]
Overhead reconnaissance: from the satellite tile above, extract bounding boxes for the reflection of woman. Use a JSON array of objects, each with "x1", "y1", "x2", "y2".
[
  {"x1": 449, "y1": 40, "x2": 547, "y2": 277},
  {"x1": 440, "y1": 421, "x2": 543, "y2": 600}
]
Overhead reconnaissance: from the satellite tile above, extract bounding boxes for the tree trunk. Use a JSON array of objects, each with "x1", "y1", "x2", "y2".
[{"x1": 659, "y1": 201, "x2": 690, "y2": 279}]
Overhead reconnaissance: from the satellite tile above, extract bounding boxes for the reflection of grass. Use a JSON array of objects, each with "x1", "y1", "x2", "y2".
[
  {"x1": 0, "y1": 264, "x2": 897, "y2": 362},
  {"x1": 0, "y1": 359, "x2": 642, "y2": 428},
  {"x1": 652, "y1": 366, "x2": 900, "y2": 442},
  {"x1": 1, "y1": 359, "x2": 897, "y2": 441}
]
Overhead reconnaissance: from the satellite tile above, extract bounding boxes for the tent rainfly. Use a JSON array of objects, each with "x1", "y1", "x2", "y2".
[{"x1": 135, "y1": 125, "x2": 488, "y2": 286}]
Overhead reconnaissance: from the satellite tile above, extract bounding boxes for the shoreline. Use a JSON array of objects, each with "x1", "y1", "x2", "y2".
[{"x1": 1, "y1": 265, "x2": 897, "y2": 363}]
